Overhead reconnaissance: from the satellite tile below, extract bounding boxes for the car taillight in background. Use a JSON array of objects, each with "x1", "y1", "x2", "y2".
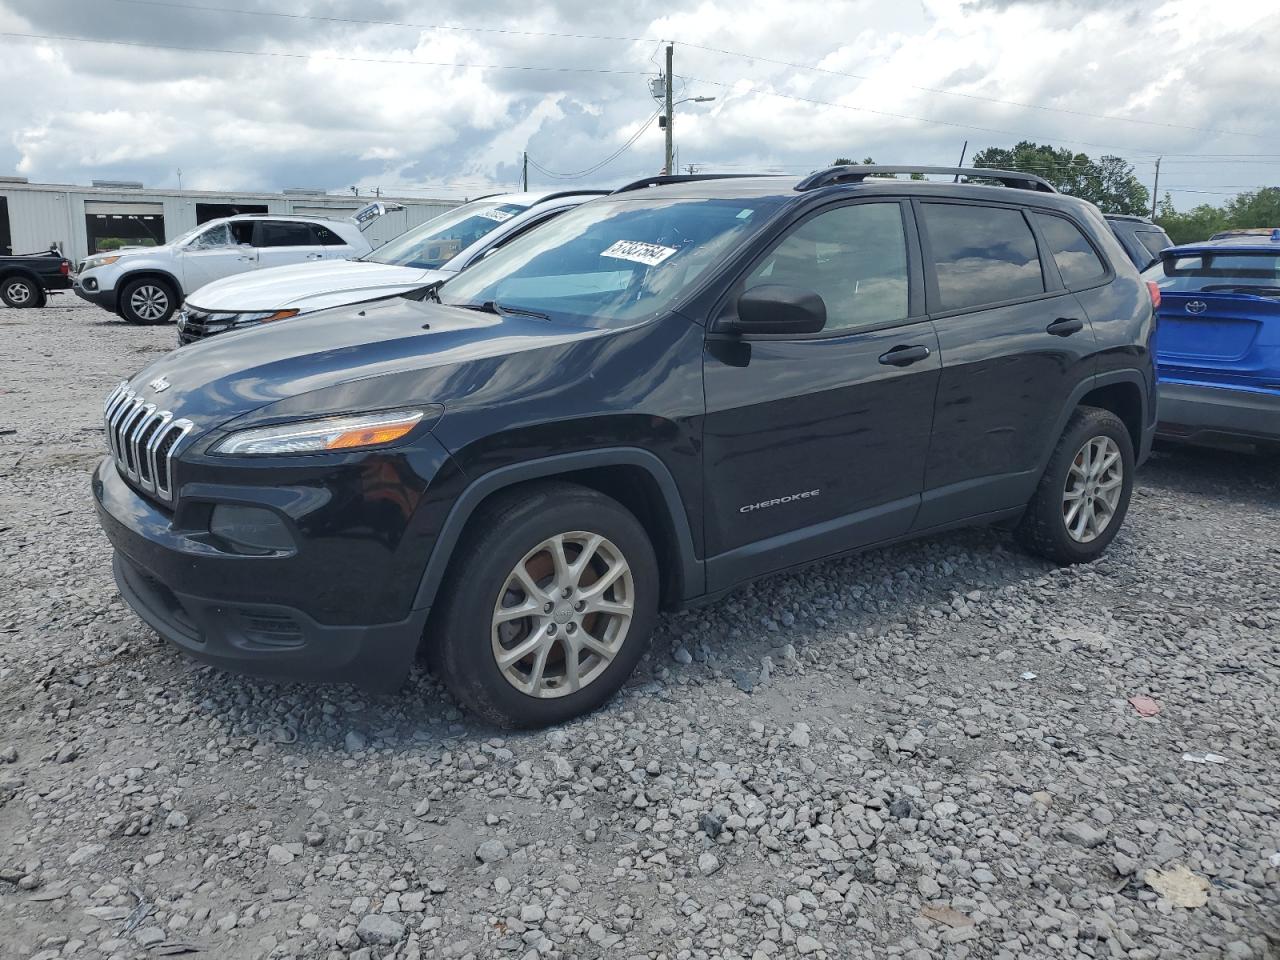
[
  {"x1": 60, "y1": 260, "x2": 71, "y2": 276},
  {"x1": 1146, "y1": 281, "x2": 1161, "y2": 310}
]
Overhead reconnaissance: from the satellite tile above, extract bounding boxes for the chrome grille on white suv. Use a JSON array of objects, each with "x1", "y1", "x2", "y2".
[{"x1": 103, "y1": 382, "x2": 194, "y2": 501}]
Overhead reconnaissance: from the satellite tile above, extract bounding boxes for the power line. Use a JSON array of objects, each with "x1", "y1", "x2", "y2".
[
  {"x1": 76, "y1": 0, "x2": 1273, "y2": 142},
  {"x1": 0, "y1": 30, "x2": 654, "y2": 76},
  {"x1": 527, "y1": 110, "x2": 662, "y2": 179},
  {"x1": 64, "y1": 0, "x2": 659, "y2": 45}
]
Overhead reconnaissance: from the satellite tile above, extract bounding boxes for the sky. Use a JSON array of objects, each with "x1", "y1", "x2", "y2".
[{"x1": 1, "y1": 0, "x2": 1278, "y2": 208}]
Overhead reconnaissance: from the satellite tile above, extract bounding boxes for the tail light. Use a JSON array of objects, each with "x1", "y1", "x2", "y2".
[
  {"x1": 1145, "y1": 280, "x2": 1161, "y2": 310},
  {"x1": 60, "y1": 260, "x2": 71, "y2": 276}
]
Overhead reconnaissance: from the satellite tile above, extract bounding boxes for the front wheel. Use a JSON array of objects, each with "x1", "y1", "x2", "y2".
[
  {"x1": 1, "y1": 276, "x2": 39, "y2": 308},
  {"x1": 1017, "y1": 406, "x2": 1135, "y2": 564},
  {"x1": 119, "y1": 277, "x2": 177, "y2": 325},
  {"x1": 429, "y1": 482, "x2": 659, "y2": 728}
]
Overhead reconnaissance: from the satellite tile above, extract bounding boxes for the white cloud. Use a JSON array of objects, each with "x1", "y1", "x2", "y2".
[{"x1": 0, "y1": 0, "x2": 1277, "y2": 207}]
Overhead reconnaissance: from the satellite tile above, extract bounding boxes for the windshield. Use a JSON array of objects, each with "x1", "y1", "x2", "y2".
[
  {"x1": 1146, "y1": 250, "x2": 1280, "y2": 297},
  {"x1": 365, "y1": 200, "x2": 529, "y2": 269},
  {"x1": 170, "y1": 223, "x2": 213, "y2": 247},
  {"x1": 438, "y1": 196, "x2": 786, "y2": 326}
]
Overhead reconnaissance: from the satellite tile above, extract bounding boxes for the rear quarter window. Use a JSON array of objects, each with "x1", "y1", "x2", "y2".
[
  {"x1": 1033, "y1": 213, "x2": 1108, "y2": 289},
  {"x1": 922, "y1": 203, "x2": 1045, "y2": 311}
]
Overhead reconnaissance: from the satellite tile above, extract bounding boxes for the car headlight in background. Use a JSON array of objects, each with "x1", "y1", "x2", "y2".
[
  {"x1": 87, "y1": 256, "x2": 121, "y2": 267},
  {"x1": 233, "y1": 309, "x2": 300, "y2": 325},
  {"x1": 212, "y1": 409, "x2": 428, "y2": 456}
]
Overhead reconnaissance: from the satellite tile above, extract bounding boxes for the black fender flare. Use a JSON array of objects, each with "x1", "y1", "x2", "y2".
[
  {"x1": 412, "y1": 448, "x2": 704, "y2": 611},
  {"x1": 0, "y1": 267, "x2": 42, "y2": 287},
  {"x1": 1038, "y1": 368, "x2": 1152, "y2": 472}
]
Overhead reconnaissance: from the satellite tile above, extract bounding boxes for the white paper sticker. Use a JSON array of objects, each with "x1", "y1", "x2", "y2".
[
  {"x1": 479, "y1": 208, "x2": 516, "y2": 223},
  {"x1": 600, "y1": 240, "x2": 678, "y2": 267}
]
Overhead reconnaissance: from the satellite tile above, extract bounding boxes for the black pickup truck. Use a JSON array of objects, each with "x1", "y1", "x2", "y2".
[{"x1": 0, "y1": 247, "x2": 73, "y2": 308}]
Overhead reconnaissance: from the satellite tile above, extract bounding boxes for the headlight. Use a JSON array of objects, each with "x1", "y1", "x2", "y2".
[
  {"x1": 88, "y1": 256, "x2": 120, "y2": 268},
  {"x1": 212, "y1": 409, "x2": 427, "y2": 456},
  {"x1": 234, "y1": 309, "x2": 300, "y2": 325}
]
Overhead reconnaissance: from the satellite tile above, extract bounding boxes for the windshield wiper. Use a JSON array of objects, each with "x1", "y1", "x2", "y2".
[
  {"x1": 451, "y1": 300, "x2": 551, "y2": 320},
  {"x1": 1199, "y1": 284, "x2": 1280, "y2": 297}
]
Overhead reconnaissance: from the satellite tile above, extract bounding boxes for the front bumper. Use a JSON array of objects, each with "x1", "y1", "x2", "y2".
[
  {"x1": 1157, "y1": 381, "x2": 1280, "y2": 444},
  {"x1": 92, "y1": 454, "x2": 447, "y2": 690},
  {"x1": 74, "y1": 279, "x2": 116, "y2": 311}
]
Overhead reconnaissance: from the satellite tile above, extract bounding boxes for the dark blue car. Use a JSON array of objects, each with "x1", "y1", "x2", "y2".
[{"x1": 1144, "y1": 231, "x2": 1280, "y2": 451}]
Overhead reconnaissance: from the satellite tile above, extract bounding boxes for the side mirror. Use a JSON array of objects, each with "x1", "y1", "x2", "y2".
[{"x1": 727, "y1": 284, "x2": 826, "y2": 335}]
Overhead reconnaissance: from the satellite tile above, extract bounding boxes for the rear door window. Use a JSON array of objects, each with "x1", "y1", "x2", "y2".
[
  {"x1": 1033, "y1": 213, "x2": 1107, "y2": 288},
  {"x1": 256, "y1": 221, "x2": 315, "y2": 247},
  {"x1": 922, "y1": 203, "x2": 1045, "y2": 311}
]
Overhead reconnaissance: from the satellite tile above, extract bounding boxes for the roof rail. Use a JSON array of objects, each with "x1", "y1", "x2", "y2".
[
  {"x1": 795, "y1": 165, "x2": 1057, "y2": 194},
  {"x1": 612, "y1": 173, "x2": 779, "y2": 194},
  {"x1": 537, "y1": 189, "x2": 611, "y2": 203}
]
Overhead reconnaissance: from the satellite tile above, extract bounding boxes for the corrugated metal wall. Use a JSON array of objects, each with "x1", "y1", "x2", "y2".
[{"x1": 0, "y1": 185, "x2": 457, "y2": 261}]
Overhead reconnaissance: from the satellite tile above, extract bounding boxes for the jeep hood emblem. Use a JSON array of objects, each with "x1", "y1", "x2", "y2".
[{"x1": 148, "y1": 375, "x2": 171, "y2": 393}]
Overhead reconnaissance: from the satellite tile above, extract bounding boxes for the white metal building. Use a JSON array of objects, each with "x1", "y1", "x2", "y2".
[{"x1": 0, "y1": 177, "x2": 460, "y2": 262}]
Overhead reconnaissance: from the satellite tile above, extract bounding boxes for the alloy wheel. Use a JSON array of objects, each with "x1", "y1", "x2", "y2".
[
  {"x1": 5, "y1": 281, "x2": 32, "y2": 305},
  {"x1": 131, "y1": 285, "x2": 169, "y2": 321},
  {"x1": 490, "y1": 531, "x2": 635, "y2": 699},
  {"x1": 1062, "y1": 435, "x2": 1123, "y2": 543}
]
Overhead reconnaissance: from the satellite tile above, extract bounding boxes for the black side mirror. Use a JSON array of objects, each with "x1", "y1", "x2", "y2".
[{"x1": 728, "y1": 284, "x2": 826, "y2": 335}]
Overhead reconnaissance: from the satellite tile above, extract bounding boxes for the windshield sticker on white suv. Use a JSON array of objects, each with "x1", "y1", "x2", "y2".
[
  {"x1": 479, "y1": 209, "x2": 516, "y2": 223},
  {"x1": 600, "y1": 240, "x2": 678, "y2": 267}
]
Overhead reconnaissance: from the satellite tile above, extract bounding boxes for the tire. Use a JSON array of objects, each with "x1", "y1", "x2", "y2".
[
  {"x1": 1016, "y1": 406, "x2": 1135, "y2": 565},
  {"x1": 118, "y1": 277, "x2": 178, "y2": 325},
  {"x1": 1, "y1": 276, "x2": 39, "y2": 308},
  {"x1": 429, "y1": 481, "x2": 659, "y2": 728}
]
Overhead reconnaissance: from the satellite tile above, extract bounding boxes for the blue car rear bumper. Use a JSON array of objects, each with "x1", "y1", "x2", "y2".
[{"x1": 1157, "y1": 381, "x2": 1280, "y2": 444}]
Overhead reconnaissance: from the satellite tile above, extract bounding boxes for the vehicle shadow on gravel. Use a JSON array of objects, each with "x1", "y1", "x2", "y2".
[
  {"x1": 162, "y1": 445, "x2": 1279, "y2": 753},
  {"x1": 168, "y1": 523, "x2": 1057, "y2": 753},
  {"x1": 1141, "y1": 442, "x2": 1280, "y2": 504}
]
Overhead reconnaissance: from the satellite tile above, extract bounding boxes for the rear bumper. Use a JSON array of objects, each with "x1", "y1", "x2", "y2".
[{"x1": 1157, "y1": 381, "x2": 1280, "y2": 444}]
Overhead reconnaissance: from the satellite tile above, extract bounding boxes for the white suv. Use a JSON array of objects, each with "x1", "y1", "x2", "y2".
[
  {"x1": 74, "y1": 203, "x2": 397, "y2": 325},
  {"x1": 176, "y1": 191, "x2": 605, "y2": 343}
]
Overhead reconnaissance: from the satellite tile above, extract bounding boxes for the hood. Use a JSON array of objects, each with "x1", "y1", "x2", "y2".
[
  {"x1": 126, "y1": 295, "x2": 609, "y2": 432},
  {"x1": 186, "y1": 260, "x2": 448, "y2": 314},
  {"x1": 84, "y1": 245, "x2": 157, "y2": 265}
]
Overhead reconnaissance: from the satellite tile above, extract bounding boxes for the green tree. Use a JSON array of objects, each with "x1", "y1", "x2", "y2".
[
  {"x1": 1155, "y1": 187, "x2": 1280, "y2": 244},
  {"x1": 969, "y1": 141, "x2": 1149, "y2": 215}
]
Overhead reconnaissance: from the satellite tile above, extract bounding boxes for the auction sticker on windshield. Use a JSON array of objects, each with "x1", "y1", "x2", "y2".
[
  {"x1": 601, "y1": 240, "x2": 678, "y2": 267},
  {"x1": 479, "y1": 209, "x2": 516, "y2": 223}
]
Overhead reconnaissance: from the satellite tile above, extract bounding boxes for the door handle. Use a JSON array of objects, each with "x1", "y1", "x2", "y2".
[
  {"x1": 878, "y1": 344, "x2": 931, "y2": 367},
  {"x1": 306, "y1": 254, "x2": 324, "y2": 260},
  {"x1": 1047, "y1": 317, "x2": 1084, "y2": 337}
]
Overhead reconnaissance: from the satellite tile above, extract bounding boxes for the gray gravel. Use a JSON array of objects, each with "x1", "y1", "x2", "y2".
[{"x1": 2, "y1": 300, "x2": 1279, "y2": 960}]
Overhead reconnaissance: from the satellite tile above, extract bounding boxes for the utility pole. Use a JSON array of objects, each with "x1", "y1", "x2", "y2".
[
  {"x1": 664, "y1": 44, "x2": 674, "y2": 176},
  {"x1": 1150, "y1": 157, "x2": 1161, "y2": 220},
  {"x1": 522, "y1": 151, "x2": 528, "y2": 192},
  {"x1": 953, "y1": 140, "x2": 968, "y2": 182}
]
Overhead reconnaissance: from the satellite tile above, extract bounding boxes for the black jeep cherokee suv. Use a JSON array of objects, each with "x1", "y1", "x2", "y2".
[{"x1": 93, "y1": 166, "x2": 1158, "y2": 727}]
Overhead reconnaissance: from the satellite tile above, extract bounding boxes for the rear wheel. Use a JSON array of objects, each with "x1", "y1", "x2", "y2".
[
  {"x1": 1017, "y1": 406, "x2": 1135, "y2": 564},
  {"x1": 119, "y1": 277, "x2": 177, "y2": 325},
  {"x1": 1, "y1": 276, "x2": 39, "y2": 308},
  {"x1": 429, "y1": 482, "x2": 659, "y2": 727}
]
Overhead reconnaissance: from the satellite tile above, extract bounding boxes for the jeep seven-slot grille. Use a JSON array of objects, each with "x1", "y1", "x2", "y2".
[{"x1": 103, "y1": 382, "x2": 194, "y2": 502}]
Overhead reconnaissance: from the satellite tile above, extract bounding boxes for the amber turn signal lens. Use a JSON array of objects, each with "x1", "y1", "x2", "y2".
[{"x1": 326, "y1": 422, "x2": 419, "y2": 450}]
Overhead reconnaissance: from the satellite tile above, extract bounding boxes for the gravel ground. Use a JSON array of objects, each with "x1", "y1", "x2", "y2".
[{"x1": 2, "y1": 298, "x2": 1278, "y2": 960}]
